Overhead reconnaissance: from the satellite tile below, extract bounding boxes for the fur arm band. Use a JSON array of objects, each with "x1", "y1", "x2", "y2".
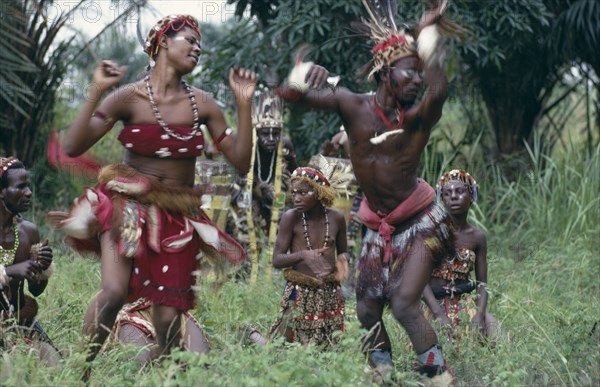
[
  {"x1": 417, "y1": 24, "x2": 446, "y2": 68},
  {"x1": 30, "y1": 243, "x2": 54, "y2": 281},
  {"x1": 37, "y1": 262, "x2": 55, "y2": 281},
  {"x1": 288, "y1": 61, "x2": 315, "y2": 93},
  {"x1": 30, "y1": 242, "x2": 42, "y2": 260}
]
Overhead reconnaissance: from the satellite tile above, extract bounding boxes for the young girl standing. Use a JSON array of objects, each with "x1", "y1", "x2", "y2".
[{"x1": 269, "y1": 166, "x2": 349, "y2": 345}]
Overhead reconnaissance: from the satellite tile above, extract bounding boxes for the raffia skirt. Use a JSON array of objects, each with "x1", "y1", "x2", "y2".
[{"x1": 269, "y1": 270, "x2": 345, "y2": 346}]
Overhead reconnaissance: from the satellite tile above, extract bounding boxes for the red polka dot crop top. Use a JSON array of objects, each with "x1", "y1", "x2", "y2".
[{"x1": 117, "y1": 123, "x2": 205, "y2": 158}]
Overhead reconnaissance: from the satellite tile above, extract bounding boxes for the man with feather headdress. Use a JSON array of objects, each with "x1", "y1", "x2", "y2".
[
  {"x1": 278, "y1": 0, "x2": 457, "y2": 382},
  {"x1": 226, "y1": 88, "x2": 299, "y2": 280}
]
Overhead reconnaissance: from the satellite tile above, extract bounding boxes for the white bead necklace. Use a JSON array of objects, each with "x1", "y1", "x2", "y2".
[
  {"x1": 256, "y1": 146, "x2": 275, "y2": 183},
  {"x1": 301, "y1": 207, "x2": 330, "y2": 253},
  {"x1": 144, "y1": 74, "x2": 200, "y2": 142}
]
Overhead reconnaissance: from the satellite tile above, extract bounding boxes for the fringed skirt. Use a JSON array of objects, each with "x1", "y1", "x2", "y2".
[
  {"x1": 355, "y1": 201, "x2": 454, "y2": 301},
  {"x1": 54, "y1": 164, "x2": 245, "y2": 311},
  {"x1": 269, "y1": 270, "x2": 345, "y2": 346},
  {"x1": 108, "y1": 297, "x2": 207, "y2": 349}
]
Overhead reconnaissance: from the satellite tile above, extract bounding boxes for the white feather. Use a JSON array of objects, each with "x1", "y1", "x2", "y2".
[
  {"x1": 60, "y1": 188, "x2": 98, "y2": 239},
  {"x1": 288, "y1": 61, "x2": 314, "y2": 93},
  {"x1": 188, "y1": 219, "x2": 220, "y2": 249},
  {"x1": 338, "y1": 130, "x2": 348, "y2": 145},
  {"x1": 369, "y1": 128, "x2": 404, "y2": 144},
  {"x1": 417, "y1": 25, "x2": 445, "y2": 67}
]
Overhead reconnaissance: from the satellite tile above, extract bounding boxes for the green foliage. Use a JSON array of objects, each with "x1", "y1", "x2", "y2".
[
  {"x1": 0, "y1": 1, "x2": 38, "y2": 128},
  {"x1": 476, "y1": 140, "x2": 599, "y2": 247},
  {"x1": 222, "y1": 0, "x2": 599, "y2": 161},
  {"x1": 0, "y1": 0, "x2": 146, "y2": 163},
  {"x1": 202, "y1": 0, "x2": 373, "y2": 160},
  {"x1": 547, "y1": 0, "x2": 600, "y2": 75}
]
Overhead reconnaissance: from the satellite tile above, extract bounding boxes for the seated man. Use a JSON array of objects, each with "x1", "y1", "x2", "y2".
[{"x1": 0, "y1": 157, "x2": 60, "y2": 365}]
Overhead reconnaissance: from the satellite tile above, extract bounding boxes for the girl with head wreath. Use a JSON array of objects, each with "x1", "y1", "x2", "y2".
[
  {"x1": 422, "y1": 170, "x2": 500, "y2": 341},
  {"x1": 250, "y1": 163, "x2": 350, "y2": 346},
  {"x1": 49, "y1": 14, "x2": 256, "y2": 369}
]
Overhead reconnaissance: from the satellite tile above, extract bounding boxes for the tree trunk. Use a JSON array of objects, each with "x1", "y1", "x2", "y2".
[
  {"x1": 477, "y1": 61, "x2": 552, "y2": 162},
  {"x1": 483, "y1": 87, "x2": 543, "y2": 157}
]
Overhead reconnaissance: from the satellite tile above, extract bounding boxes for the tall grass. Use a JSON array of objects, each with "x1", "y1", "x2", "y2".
[
  {"x1": 477, "y1": 141, "x2": 599, "y2": 247},
  {"x1": 1, "y1": 144, "x2": 598, "y2": 386}
]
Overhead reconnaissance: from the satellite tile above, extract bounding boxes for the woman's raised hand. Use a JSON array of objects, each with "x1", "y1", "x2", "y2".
[
  {"x1": 93, "y1": 60, "x2": 128, "y2": 93},
  {"x1": 229, "y1": 67, "x2": 257, "y2": 105}
]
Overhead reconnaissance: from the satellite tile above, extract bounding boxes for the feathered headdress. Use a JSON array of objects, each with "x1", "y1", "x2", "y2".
[
  {"x1": 308, "y1": 155, "x2": 356, "y2": 192},
  {"x1": 290, "y1": 156, "x2": 358, "y2": 209},
  {"x1": 357, "y1": 0, "x2": 416, "y2": 82},
  {"x1": 356, "y1": 0, "x2": 468, "y2": 81},
  {"x1": 436, "y1": 169, "x2": 479, "y2": 202},
  {"x1": 253, "y1": 88, "x2": 283, "y2": 129}
]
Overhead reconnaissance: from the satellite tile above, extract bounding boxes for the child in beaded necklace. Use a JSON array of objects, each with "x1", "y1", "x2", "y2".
[{"x1": 245, "y1": 165, "x2": 349, "y2": 346}]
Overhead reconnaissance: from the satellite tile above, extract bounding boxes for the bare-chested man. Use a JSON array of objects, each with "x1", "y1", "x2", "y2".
[{"x1": 278, "y1": 1, "x2": 455, "y2": 381}]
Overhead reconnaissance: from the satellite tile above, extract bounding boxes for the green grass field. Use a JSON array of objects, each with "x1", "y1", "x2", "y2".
[{"x1": 2, "y1": 146, "x2": 598, "y2": 386}]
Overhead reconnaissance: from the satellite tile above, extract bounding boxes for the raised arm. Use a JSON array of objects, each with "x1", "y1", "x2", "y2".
[
  {"x1": 415, "y1": 0, "x2": 449, "y2": 131},
  {"x1": 205, "y1": 68, "x2": 256, "y2": 175},
  {"x1": 64, "y1": 60, "x2": 128, "y2": 157},
  {"x1": 416, "y1": 61, "x2": 447, "y2": 131},
  {"x1": 277, "y1": 64, "x2": 351, "y2": 113}
]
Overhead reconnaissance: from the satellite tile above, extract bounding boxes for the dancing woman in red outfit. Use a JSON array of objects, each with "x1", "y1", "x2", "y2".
[{"x1": 50, "y1": 15, "x2": 256, "y2": 367}]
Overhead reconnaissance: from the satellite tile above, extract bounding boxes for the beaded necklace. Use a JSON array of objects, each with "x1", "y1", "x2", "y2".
[
  {"x1": 144, "y1": 74, "x2": 200, "y2": 142},
  {"x1": 256, "y1": 146, "x2": 275, "y2": 183},
  {"x1": 0, "y1": 222, "x2": 19, "y2": 266},
  {"x1": 301, "y1": 207, "x2": 329, "y2": 255}
]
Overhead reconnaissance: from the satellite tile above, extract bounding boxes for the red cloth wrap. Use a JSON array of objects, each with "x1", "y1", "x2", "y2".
[
  {"x1": 56, "y1": 167, "x2": 245, "y2": 311},
  {"x1": 125, "y1": 202, "x2": 200, "y2": 309},
  {"x1": 359, "y1": 179, "x2": 436, "y2": 264}
]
